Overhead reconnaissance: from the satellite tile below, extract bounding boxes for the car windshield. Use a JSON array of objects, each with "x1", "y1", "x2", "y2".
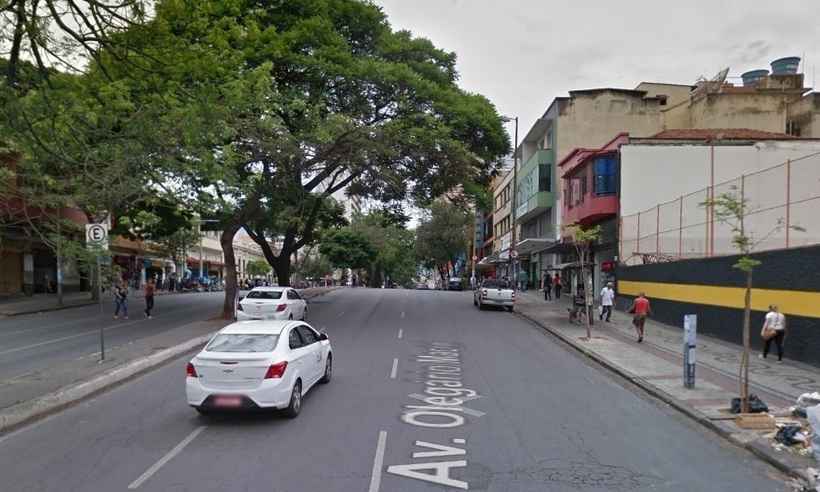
[
  {"x1": 205, "y1": 334, "x2": 279, "y2": 353},
  {"x1": 245, "y1": 290, "x2": 283, "y2": 300},
  {"x1": 482, "y1": 280, "x2": 509, "y2": 289}
]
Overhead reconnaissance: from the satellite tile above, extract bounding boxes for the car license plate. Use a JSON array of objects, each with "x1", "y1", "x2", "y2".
[{"x1": 214, "y1": 396, "x2": 242, "y2": 408}]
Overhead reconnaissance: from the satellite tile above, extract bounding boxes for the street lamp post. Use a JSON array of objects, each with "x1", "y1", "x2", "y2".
[{"x1": 502, "y1": 115, "x2": 520, "y2": 287}]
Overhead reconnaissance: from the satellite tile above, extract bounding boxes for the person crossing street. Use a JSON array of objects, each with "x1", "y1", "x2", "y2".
[{"x1": 144, "y1": 277, "x2": 156, "y2": 319}]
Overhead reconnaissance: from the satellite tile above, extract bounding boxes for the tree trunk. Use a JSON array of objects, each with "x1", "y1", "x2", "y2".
[
  {"x1": 220, "y1": 226, "x2": 240, "y2": 320},
  {"x1": 272, "y1": 255, "x2": 292, "y2": 287},
  {"x1": 741, "y1": 269, "x2": 753, "y2": 413}
]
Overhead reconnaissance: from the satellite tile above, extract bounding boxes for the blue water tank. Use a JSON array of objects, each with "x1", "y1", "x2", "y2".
[
  {"x1": 741, "y1": 69, "x2": 769, "y2": 86},
  {"x1": 770, "y1": 57, "x2": 801, "y2": 75}
]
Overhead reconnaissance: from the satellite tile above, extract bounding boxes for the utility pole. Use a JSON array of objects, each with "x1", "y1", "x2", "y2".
[{"x1": 510, "y1": 116, "x2": 519, "y2": 286}]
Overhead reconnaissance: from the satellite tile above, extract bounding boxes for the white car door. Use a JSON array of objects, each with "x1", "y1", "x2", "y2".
[
  {"x1": 296, "y1": 325, "x2": 322, "y2": 386},
  {"x1": 287, "y1": 327, "x2": 309, "y2": 384},
  {"x1": 287, "y1": 289, "x2": 306, "y2": 319}
]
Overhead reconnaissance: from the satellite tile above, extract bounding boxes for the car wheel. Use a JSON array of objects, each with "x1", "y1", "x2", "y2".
[
  {"x1": 195, "y1": 407, "x2": 212, "y2": 416},
  {"x1": 283, "y1": 380, "x2": 302, "y2": 418},
  {"x1": 319, "y1": 354, "x2": 332, "y2": 384}
]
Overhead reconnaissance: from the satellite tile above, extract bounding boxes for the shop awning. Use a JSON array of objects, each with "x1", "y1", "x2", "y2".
[
  {"x1": 516, "y1": 238, "x2": 555, "y2": 256},
  {"x1": 543, "y1": 261, "x2": 580, "y2": 271},
  {"x1": 540, "y1": 240, "x2": 578, "y2": 256},
  {"x1": 477, "y1": 253, "x2": 506, "y2": 266}
]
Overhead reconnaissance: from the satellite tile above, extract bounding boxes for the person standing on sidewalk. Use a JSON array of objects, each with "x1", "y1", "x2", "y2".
[
  {"x1": 554, "y1": 274, "x2": 562, "y2": 300},
  {"x1": 628, "y1": 292, "x2": 651, "y2": 343},
  {"x1": 113, "y1": 280, "x2": 129, "y2": 320},
  {"x1": 760, "y1": 305, "x2": 787, "y2": 363},
  {"x1": 518, "y1": 269, "x2": 529, "y2": 292},
  {"x1": 144, "y1": 277, "x2": 156, "y2": 319},
  {"x1": 543, "y1": 273, "x2": 553, "y2": 301},
  {"x1": 599, "y1": 282, "x2": 615, "y2": 322}
]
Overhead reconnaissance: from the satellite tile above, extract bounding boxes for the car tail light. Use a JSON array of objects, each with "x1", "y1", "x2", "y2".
[
  {"x1": 482, "y1": 289, "x2": 487, "y2": 298},
  {"x1": 264, "y1": 361, "x2": 288, "y2": 379},
  {"x1": 186, "y1": 362, "x2": 198, "y2": 378},
  {"x1": 276, "y1": 304, "x2": 287, "y2": 312},
  {"x1": 511, "y1": 292, "x2": 516, "y2": 301}
]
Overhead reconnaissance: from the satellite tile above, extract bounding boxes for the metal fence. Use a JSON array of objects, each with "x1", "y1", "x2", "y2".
[{"x1": 620, "y1": 151, "x2": 820, "y2": 265}]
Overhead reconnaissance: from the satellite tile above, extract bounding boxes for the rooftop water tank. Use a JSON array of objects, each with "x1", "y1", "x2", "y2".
[
  {"x1": 741, "y1": 69, "x2": 769, "y2": 86},
  {"x1": 770, "y1": 57, "x2": 801, "y2": 75}
]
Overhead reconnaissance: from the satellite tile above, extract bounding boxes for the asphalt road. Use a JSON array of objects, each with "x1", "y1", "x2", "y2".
[
  {"x1": 0, "y1": 291, "x2": 228, "y2": 381},
  {"x1": 0, "y1": 288, "x2": 788, "y2": 491}
]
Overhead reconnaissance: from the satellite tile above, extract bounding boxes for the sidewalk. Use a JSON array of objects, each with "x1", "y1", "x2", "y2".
[
  {"x1": 0, "y1": 286, "x2": 339, "y2": 433},
  {"x1": 515, "y1": 291, "x2": 818, "y2": 483}
]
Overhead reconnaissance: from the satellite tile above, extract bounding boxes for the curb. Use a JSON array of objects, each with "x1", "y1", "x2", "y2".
[
  {"x1": 515, "y1": 308, "x2": 810, "y2": 485},
  {"x1": 0, "y1": 332, "x2": 214, "y2": 435},
  {"x1": 1, "y1": 301, "x2": 98, "y2": 317}
]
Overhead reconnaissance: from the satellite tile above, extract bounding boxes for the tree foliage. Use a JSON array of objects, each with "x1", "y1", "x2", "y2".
[
  {"x1": 246, "y1": 259, "x2": 272, "y2": 278},
  {"x1": 415, "y1": 201, "x2": 471, "y2": 278},
  {"x1": 351, "y1": 211, "x2": 416, "y2": 286},
  {"x1": 563, "y1": 223, "x2": 602, "y2": 339},
  {"x1": 319, "y1": 228, "x2": 376, "y2": 270}
]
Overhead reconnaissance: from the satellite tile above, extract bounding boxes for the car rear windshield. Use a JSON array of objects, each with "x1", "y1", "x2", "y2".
[
  {"x1": 245, "y1": 291, "x2": 283, "y2": 300},
  {"x1": 482, "y1": 280, "x2": 509, "y2": 289},
  {"x1": 205, "y1": 334, "x2": 279, "y2": 352}
]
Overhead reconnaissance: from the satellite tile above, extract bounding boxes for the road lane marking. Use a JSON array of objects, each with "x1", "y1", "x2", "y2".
[
  {"x1": 368, "y1": 430, "x2": 388, "y2": 492},
  {"x1": 128, "y1": 426, "x2": 206, "y2": 489},
  {"x1": 397, "y1": 329, "x2": 403, "y2": 339},
  {"x1": 401, "y1": 311, "x2": 405, "y2": 319},
  {"x1": 390, "y1": 358, "x2": 399, "y2": 379}
]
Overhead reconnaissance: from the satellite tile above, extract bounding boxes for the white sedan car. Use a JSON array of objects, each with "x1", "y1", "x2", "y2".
[
  {"x1": 186, "y1": 320, "x2": 332, "y2": 417},
  {"x1": 236, "y1": 287, "x2": 307, "y2": 321}
]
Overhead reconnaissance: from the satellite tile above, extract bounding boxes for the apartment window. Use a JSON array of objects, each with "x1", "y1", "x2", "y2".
[
  {"x1": 594, "y1": 156, "x2": 618, "y2": 195},
  {"x1": 538, "y1": 165, "x2": 551, "y2": 192},
  {"x1": 579, "y1": 172, "x2": 587, "y2": 202}
]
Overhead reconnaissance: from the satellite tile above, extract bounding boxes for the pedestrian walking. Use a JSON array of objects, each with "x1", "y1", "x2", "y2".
[
  {"x1": 760, "y1": 305, "x2": 786, "y2": 363},
  {"x1": 628, "y1": 292, "x2": 652, "y2": 343},
  {"x1": 554, "y1": 275, "x2": 562, "y2": 299},
  {"x1": 113, "y1": 280, "x2": 129, "y2": 319},
  {"x1": 144, "y1": 277, "x2": 156, "y2": 319},
  {"x1": 518, "y1": 269, "x2": 529, "y2": 292},
  {"x1": 599, "y1": 282, "x2": 615, "y2": 322},
  {"x1": 543, "y1": 273, "x2": 553, "y2": 301}
]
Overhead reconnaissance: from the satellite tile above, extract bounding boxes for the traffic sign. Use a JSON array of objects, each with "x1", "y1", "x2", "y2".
[
  {"x1": 472, "y1": 255, "x2": 478, "y2": 261},
  {"x1": 86, "y1": 223, "x2": 109, "y2": 250}
]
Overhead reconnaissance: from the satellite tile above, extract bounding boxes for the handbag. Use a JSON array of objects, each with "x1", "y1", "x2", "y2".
[{"x1": 761, "y1": 326, "x2": 777, "y2": 341}]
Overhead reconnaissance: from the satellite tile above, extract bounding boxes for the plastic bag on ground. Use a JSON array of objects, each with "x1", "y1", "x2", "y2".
[
  {"x1": 797, "y1": 392, "x2": 820, "y2": 409},
  {"x1": 775, "y1": 424, "x2": 804, "y2": 446},
  {"x1": 731, "y1": 394, "x2": 769, "y2": 414},
  {"x1": 807, "y1": 405, "x2": 820, "y2": 461}
]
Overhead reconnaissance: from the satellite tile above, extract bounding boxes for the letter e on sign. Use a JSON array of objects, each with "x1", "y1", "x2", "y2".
[{"x1": 86, "y1": 224, "x2": 109, "y2": 250}]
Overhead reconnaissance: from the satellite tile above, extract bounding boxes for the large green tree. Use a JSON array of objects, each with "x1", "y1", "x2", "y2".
[
  {"x1": 319, "y1": 228, "x2": 376, "y2": 271},
  {"x1": 415, "y1": 200, "x2": 472, "y2": 283}
]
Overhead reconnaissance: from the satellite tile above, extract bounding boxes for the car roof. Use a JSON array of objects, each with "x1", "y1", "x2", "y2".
[
  {"x1": 218, "y1": 320, "x2": 301, "y2": 335},
  {"x1": 249, "y1": 286, "x2": 290, "y2": 291}
]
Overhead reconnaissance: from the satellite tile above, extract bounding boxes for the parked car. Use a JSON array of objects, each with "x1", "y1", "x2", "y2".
[
  {"x1": 448, "y1": 277, "x2": 463, "y2": 291},
  {"x1": 186, "y1": 320, "x2": 332, "y2": 417},
  {"x1": 415, "y1": 282, "x2": 429, "y2": 290},
  {"x1": 474, "y1": 279, "x2": 515, "y2": 312},
  {"x1": 236, "y1": 287, "x2": 307, "y2": 321}
]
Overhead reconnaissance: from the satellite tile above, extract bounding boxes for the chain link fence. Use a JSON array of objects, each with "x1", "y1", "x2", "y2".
[{"x1": 620, "y1": 151, "x2": 820, "y2": 265}]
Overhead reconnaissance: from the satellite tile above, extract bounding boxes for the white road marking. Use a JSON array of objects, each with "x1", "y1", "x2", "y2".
[
  {"x1": 128, "y1": 426, "x2": 206, "y2": 489},
  {"x1": 390, "y1": 358, "x2": 399, "y2": 379},
  {"x1": 368, "y1": 430, "x2": 388, "y2": 492},
  {"x1": 397, "y1": 329, "x2": 403, "y2": 339},
  {"x1": 338, "y1": 311, "x2": 345, "y2": 317},
  {"x1": 407, "y1": 393, "x2": 485, "y2": 418},
  {"x1": 401, "y1": 311, "x2": 405, "y2": 319}
]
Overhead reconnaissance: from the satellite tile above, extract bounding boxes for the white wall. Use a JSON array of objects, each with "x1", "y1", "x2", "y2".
[{"x1": 620, "y1": 141, "x2": 820, "y2": 215}]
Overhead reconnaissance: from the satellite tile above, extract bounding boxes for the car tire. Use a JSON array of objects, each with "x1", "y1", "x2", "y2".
[
  {"x1": 319, "y1": 354, "x2": 332, "y2": 384},
  {"x1": 283, "y1": 380, "x2": 302, "y2": 418},
  {"x1": 195, "y1": 407, "x2": 212, "y2": 416}
]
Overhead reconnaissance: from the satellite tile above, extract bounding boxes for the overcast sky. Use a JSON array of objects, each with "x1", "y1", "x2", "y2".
[{"x1": 376, "y1": 0, "x2": 820, "y2": 138}]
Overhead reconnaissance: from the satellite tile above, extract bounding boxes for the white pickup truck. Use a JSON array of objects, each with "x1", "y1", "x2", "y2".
[{"x1": 474, "y1": 279, "x2": 515, "y2": 312}]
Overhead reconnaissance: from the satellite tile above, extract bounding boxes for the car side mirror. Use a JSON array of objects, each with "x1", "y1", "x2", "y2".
[
  {"x1": 238, "y1": 296, "x2": 244, "y2": 301},
  {"x1": 319, "y1": 332, "x2": 329, "y2": 341}
]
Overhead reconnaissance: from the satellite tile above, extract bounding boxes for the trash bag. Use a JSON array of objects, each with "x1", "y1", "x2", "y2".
[
  {"x1": 792, "y1": 407, "x2": 808, "y2": 419},
  {"x1": 731, "y1": 394, "x2": 769, "y2": 414},
  {"x1": 808, "y1": 405, "x2": 820, "y2": 461},
  {"x1": 775, "y1": 424, "x2": 804, "y2": 446}
]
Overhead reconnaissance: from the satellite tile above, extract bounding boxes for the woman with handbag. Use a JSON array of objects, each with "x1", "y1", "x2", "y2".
[{"x1": 760, "y1": 305, "x2": 786, "y2": 362}]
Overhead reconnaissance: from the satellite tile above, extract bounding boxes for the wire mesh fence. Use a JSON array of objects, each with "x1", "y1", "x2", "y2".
[{"x1": 620, "y1": 151, "x2": 820, "y2": 265}]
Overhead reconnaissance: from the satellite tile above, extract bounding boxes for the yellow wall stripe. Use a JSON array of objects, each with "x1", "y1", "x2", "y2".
[{"x1": 618, "y1": 280, "x2": 820, "y2": 319}]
